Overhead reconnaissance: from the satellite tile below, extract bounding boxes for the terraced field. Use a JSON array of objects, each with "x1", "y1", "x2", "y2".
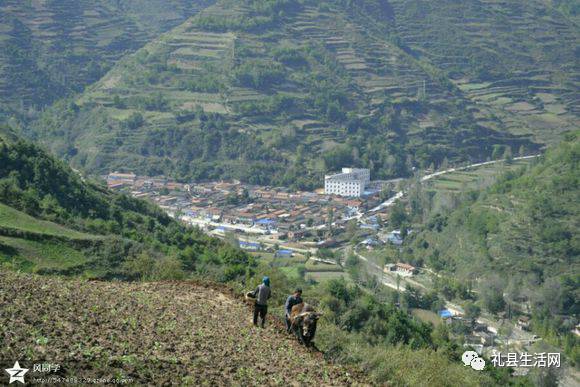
[
  {"x1": 28, "y1": 0, "x2": 552, "y2": 186},
  {"x1": 0, "y1": 203, "x2": 105, "y2": 274},
  {"x1": 387, "y1": 0, "x2": 579, "y2": 144},
  {"x1": 0, "y1": 271, "x2": 363, "y2": 385},
  {"x1": 424, "y1": 158, "x2": 535, "y2": 193},
  {"x1": 0, "y1": 0, "x2": 214, "y2": 117},
  {"x1": 0, "y1": 203, "x2": 95, "y2": 240}
]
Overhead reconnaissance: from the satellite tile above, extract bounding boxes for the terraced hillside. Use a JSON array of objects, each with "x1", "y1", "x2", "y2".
[
  {"x1": 30, "y1": 0, "x2": 557, "y2": 188},
  {"x1": 0, "y1": 271, "x2": 362, "y2": 385},
  {"x1": 0, "y1": 0, "x2": 214, "y2": 118},
  {"x1": 381, "y1": 0, "x2": 580, "y2": 144},
  {"x1": 0, "y1": 202, "x2": 103, "y2": 275}
]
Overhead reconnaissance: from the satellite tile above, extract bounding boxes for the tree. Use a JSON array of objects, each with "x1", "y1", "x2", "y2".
[
  {"x1": 224, "y1": 232, "x2": 239, "y2": 248},
  {"x1": 401, "y1": 285, "x2": 422, "y2": 309},
  {"x1": 345, "y1": 219, "x2": 359, "y2": 243},
  {"x1": 503, "y1": 146, "x2": 513, "y2": 164},
  {"x1": 124, "y1": 112, "x2": 144, "y2": 130},
  {"x1": 480, "y1": 276, "x2": 506, "y2": 315},
  {"x1": 154, "y1": 257, "x2": 186, "y2": 280},
  {"x1": 113, "y1": 94, "x2": 125, "y2": 109},
  {"x1": 390, "y1": 200, "x2": 408, "y2": 229},
  {"x1": 123, "y1": 252, "x2": 156, "y2": 281},
  {"x1": 492, "y1": 145, "x2": 504, "y2": 160},
  {"x1": 464, "y1": 302, "x2": 481, "y2": 320}
]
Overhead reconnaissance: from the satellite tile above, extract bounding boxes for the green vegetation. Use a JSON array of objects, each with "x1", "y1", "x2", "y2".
[
  {"x1": 0, "y1": 203, "x2": 93, "y2": 240},
  {"x1": 0, "y1": 0, "x2": 213, "y2": 119},
  {"x1": 236, "y1": 264, "x2": 501, "y2": 385},
  {"x1": 407, "y1": 132, "x2": 580, "y2": 364},
  {"x1": 0, "y1": 127, "x2": 516, "y2": 385},
  {"x1": 0, "y1": 127, "x2": 246, "y2": 280},
  {"x1": 0, "y1": 1, "x2": 577, "y2": 384},
  {"x1": 23, "y1": 0, "x2": 564, "y2": 189}
]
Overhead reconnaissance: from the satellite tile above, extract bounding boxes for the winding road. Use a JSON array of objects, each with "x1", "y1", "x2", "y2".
[{"x1": 367, "y1": 155, "x2": 540, "y2": 214}]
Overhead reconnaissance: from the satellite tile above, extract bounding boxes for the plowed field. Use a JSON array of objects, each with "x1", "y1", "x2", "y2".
[{"x1": 0, "y1": 271, "x2": 363, "y2": 385}]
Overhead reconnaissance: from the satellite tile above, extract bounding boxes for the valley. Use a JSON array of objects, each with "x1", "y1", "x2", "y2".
[{"x1": 0, "y1": 1, "x2": 578, "y2": 385}]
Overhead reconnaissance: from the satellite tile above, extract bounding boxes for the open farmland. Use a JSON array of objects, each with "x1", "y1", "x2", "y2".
[{"x1": 0, "y1": 271, "x2": 363, "y2": 385}]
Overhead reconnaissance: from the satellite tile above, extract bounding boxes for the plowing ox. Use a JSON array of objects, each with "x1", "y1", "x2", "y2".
[{"x1": 289, "y1": 303, "x2": 321, "y2": 346}]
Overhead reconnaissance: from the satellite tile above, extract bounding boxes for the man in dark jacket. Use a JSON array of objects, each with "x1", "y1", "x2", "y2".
[
  {"x1": 284, "y1": 288, "x2": 303, "y2": 332},
  {"x1": 250, "y1": 276, "x2": 271, "y2": 328}
]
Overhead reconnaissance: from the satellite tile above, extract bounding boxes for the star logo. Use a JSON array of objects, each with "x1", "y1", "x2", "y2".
[{"x1": 5, "y1": 361, "x2": 29, "y2": 384}]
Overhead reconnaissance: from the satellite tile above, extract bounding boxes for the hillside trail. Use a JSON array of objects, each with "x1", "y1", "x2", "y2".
[{"x1": 0, "y1": 271, "x2": 365, "y2": 385}]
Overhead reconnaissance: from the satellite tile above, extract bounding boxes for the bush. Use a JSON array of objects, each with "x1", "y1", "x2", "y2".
[
  {"x1": 122, "y1": 252, "x2": 156, "y2": 281},
  {"x1": 153, "y1": 257, "x2": 186, "y2": 281}
]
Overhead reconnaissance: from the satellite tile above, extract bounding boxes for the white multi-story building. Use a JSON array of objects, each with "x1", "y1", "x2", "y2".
[{"x1": 324, "y1": 168, "x2": 370, "y2": 197}]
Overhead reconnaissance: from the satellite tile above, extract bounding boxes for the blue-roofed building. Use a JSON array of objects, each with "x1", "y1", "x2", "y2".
[
  {"x1": 275, "y1": 249, "x2": 294, "y2": 258},
  {"x1": 255, "y1": 218, "x2": 276, "y2": 230},
  {"x1": 239, "y1": 241, "x2": 261, "y2": 251},
  {"x1": 439, "y1": 309, "x2": 453, "y2": 319},
  {"x1": 361, "y1": 237, "x2": 380, "y2": 247},
  {"x1": 387, "y1": 230, "x2": 403, "y2": 246}
]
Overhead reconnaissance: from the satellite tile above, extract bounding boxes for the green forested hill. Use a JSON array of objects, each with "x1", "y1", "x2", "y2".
[
  {"x1": 27, "y1": 0, "x2": 580, "y2": 188},
  {"x1": 0, "y1": 126, "x2": 249, "y2": 279},
  {"x1": 0, "y1": 0, "x2": 214, "y2": 118},
  {"x1": 410, "y1": 132, "x2": 578, "y2": 287},
  {"x1": 407, "y1": 132, "x2": 579, "y2": 358}
]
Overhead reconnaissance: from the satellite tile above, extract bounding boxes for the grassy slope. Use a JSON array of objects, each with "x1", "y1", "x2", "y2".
[
  {"x1": 0, "y1": 202, "x2": 96, "y2": 240},
  {"x1": 0, "y1": 203, "x2": 101, "y2": 273},
  {"x1": 0, "y1": 127, "x2": 221, "y2": 278},
  {"x1": 28, "y1": 0, "x2": 564, "y2": 186}
]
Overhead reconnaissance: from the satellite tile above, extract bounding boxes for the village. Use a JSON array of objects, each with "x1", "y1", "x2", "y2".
[
  {"x1": 104, "y1": 168, "x2": 405, "y2": 254},
  {"x1": 105, "y1": 166, "x2": 544, "y2": 375}
]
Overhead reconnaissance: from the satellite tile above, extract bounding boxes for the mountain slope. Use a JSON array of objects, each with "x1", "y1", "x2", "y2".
[
  {"x1": 0, "y1": 126, "x2": 231, "y2": 278},
  {"x1": 27, "y1": 0, "x2": 560, "y2": 188},
  {"x1": 408, "y1": 132, "x2": 579, "y2": 318},
  {"x1": 0, "y1": 271, "x2": 363, "y2": 385},
  {"x1": 0, "y1": 0, "x2": 214, "y2": 119},
  {"x1": 381, "y1": 0, "x2": 579, "y2": 144}
]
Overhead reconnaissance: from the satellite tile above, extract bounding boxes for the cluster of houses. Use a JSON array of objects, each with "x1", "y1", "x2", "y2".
[{"x1": 105, "y1": 172, "x2": 394, "y2": 244}]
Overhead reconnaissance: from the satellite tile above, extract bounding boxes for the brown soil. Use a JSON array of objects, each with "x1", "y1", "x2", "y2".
[{"x1": 0, "y1": 271, "x2": 365, "y2": 386}]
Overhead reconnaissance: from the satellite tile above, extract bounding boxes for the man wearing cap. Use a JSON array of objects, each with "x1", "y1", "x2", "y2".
[
  {"x1": 250, "y1": 276, "x2": 271, "y2": 328},
  {"x1": 285, "y1": 288, "x2": 303, "y2": 333}
]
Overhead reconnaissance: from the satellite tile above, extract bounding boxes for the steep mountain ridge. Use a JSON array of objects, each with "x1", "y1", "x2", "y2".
[
  {"x1": 407, "y1": 132, "x2": 579, "y2": 327},
  {"x1": 0, "y1": 127, "x2": 226, "y2": 279}
]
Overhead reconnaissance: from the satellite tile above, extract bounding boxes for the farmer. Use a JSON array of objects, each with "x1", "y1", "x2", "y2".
[
  {"x1": 284, "y1": 288, "x2": 303, "y2": 332},
  {"x1": 250, "y1": 276, "x2": 271, "y2": 328}
]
